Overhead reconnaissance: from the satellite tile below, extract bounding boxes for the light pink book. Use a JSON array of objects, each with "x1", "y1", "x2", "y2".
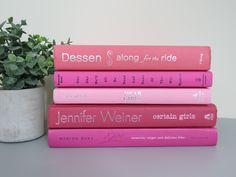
[
  {"x1": 53, "y1": 88, "x2": 211, "y2": 104},
  {"x1": 54, "y1": 45, "x2": 211, "y2": 71},
  {"x1": 48, "y1": 128, "x2": 218, "y2": 147},
  {"x1": 54, "y1": 71, "x2": 213, "y2": 88}
]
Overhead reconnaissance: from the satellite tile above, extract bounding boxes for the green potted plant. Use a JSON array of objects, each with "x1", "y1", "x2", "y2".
[{"x1": 0, "y1": 17, "x2": 70, "y2": 142}]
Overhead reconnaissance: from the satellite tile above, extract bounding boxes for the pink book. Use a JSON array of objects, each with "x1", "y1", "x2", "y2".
[
  {"x1": 54, "y1": 71, "x2": 213, "y2": 88},
  {"x1": 54, "y1": 45, "x2": 211, "y2": 71},
  {"x1": 48, "y1": 104, "x2": 217, "y2": 128},
  {"x1": 53, "y1": 88, "x2": 211, "y2": 104},
  {"x1": 48, "y1": 128, "x2": 218, "y2": 147}
]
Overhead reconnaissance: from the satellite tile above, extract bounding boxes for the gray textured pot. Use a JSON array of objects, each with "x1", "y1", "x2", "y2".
[{"x1": 0, "y1": 87, "x2": 45, "y2": 142}]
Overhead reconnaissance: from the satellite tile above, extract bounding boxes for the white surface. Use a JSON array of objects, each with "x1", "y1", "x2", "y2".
[{"x1": 0, "y1": 0, "x2": 235, "y2": 118}]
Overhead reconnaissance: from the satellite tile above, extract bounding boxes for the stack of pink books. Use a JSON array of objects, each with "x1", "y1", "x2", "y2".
[{"x1": 48, "y1": 45, "x2": 218, "y2": 147}]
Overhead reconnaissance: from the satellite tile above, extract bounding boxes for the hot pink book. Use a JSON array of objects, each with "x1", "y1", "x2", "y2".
[
  {"x1": 48, "y1": 104, "x2": 217, "y2": 128},
  {"x1": 54, "y1": 71, "x2": 213, "y2": 88},
  {"x1": 54, "y1": 45, "x2": 211, "y2": 70},
  {"x1": 53, "y1": 88, "x2": 211, "y2": 104},
  {"x1": 48, "y1": 128, "x2": 218, "y2": 147}
]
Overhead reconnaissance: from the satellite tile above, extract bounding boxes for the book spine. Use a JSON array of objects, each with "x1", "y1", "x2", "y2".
[
  {"x1": 48, "y1": 104, "x2": 217, "y2": 128},
  {"x1": 48, "y1": 128, "x2": 218, "y2": 147},
  {"x1": 54, "y1": 45, "x2": 211, "y2": 70},
  {"x1": 53, "y1": 88, "x2": 211, "y2": 104},
  {"x1": 54, "y1": 71, "x2": 212, "y2": 88}
]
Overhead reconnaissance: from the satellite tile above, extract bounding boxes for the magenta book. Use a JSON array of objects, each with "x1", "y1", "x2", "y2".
[
  {"x1": 54, "y1": 45, "x2": 211, "y2": 71},
  {"x1": 48, "y1": 128, "x2": 218, "y2": 147},
  {"x1": 53, "y1": 88, "x2": 211, "y2": 104},
  {"x1": 48, "y1": 104, "x2": 217, "y2": 128},
  {"x1": 54, "y1": 71, "x2": 212, "y2": 88}
]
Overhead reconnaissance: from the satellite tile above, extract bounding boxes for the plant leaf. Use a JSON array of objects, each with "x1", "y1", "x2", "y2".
[
  {"x1": 4, "y1": 77, "x2": 17, "y2": 85},
  {"x1": 41, "y1": 68, "x2": 48, "y2": 75},
  {"x1": 14, "y1": 67, "x2": 25, "y2": 75},
  {"x1": 8, "y1": 63, "x2": 18, "y2": 71},
  {"x1": 25, "y1": 53, "x2": 33, "y2": 61},
  {"x1": 25, "y1": 77, "x2": 38, "y2": 86},
  {"x1": 29, "y1": 68, "x2": 39, "y2": 76},
  {"x1": 8, "y1": 54, "x2": 17, "y2": 61},
  {"x1": 10, "y1": 46, "x2": 21, "y2": 51},
  {"x1": 0, "y1": 37, "x2": 5, "y2": 45},
  {"x1": 12, "y1": 80, "x2": 25, "y2": 89},
  {"x1": 8, "y1": 33, "x2": 20, "y2": 39},
  {"x1": 16, "y1": 56, "x2": 25, "y2": 63},
  {"x1": 37, "y1": 56, "x2": 46, "y2": 68},
  {"x1": 0, "y1": 46, "x2": 4, "y2": 55},
  {"x1": 26, "y1": 59, "x2": 37, "y2": 68},
  {"x1": 21, "y1": 20, "x2": 27, "y2": 26},
  {"x1": 0, "y1": 21, "x2": 6, "y2": 29},
  {"x1": 8, "y1": 17, "x2": 13, "y2": 23}
]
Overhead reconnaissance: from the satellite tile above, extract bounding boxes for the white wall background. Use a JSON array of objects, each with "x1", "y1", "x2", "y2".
[{"x1": 1, "y1": 0, "x2": 235, "y2": 118}]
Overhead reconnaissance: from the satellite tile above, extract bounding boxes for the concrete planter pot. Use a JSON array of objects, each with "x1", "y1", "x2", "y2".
[{"x1": 0, "y1": 87, "x2": 45, "y2": 142}]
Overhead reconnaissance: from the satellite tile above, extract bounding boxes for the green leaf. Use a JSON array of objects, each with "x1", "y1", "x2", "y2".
[
  {"x1": 14, "y1": 67, "x2": 25, "y2": 75},
  {"x1": 37, "y1": 56, "x2": 46, "y2": 68},
  {"x1": 11, "y1": 23, "x2": 18, "y2": 29},
  {"x1": 25, "y1": 77, "x2": 38, "y2": 86},
  {"x1": 8, "y1": 33, "x2": 20, "y2": 39},
  {"x1": 47, "y1": 43, "x2": 53, "y2": 48},
  {"x1": 8, "y1": 54, "x2": 16, "y2": 61},
  {"x1": 33, "y1": 34, "x2": 40, "y2": 38},
  {"x1": 12, "y1": 80, "x2": 25, "y2": 89},
  {"x1": 39, "y1": 36, "x2": 47, "y2": 43},
  {"x1": 2, "y1": 77, "x2": 19, "y2": 89},
  {"x1": 41, "y1": 68, "x2": 48, "y2": 75},
  {"x1": 40, "y1": 78, "x2": 45, "y2": 85},
  {"x1": 8, "y1": 63, "x2": 18, "y2": 71},
  {"x1": 26, "y1": 59, "x2": 37, "y2": 68},
  {"x1": 52, "y1": 40, "x2": 56, "y2": 45},
  {"x1": 4, "y1": 77, "x2": 17, "y2": 85},
  {"x1": 10, "y1": 46, "x2": 21, "y2": 51},
  {"x1": 27, "y1": 42, "x2": 34, "y2": 49},
  {"x1": 33, "y1": 44, "x2": 41, "y2": 51},
  {"x1": 25, "y1": 53, "x2": 33, "y2": 61},
  {"x1": 0, "y1": 46, "x2": 4, "y2": 55},
  {"x1": 0, "y1": 37, "x2": 5, "y2": 45},
  {"x1": 48, "y1": 67, "x2": 54, "y2": 75},
  {"x1": 67, "y1": 38, "x2": 72, "y2": 44},
  {"x1": 8, "y1": 17, "x2": 13, "y2": 23},
  {"x1": 16, "y1": 56, "x2": 25, "y2": 63},
  {"x1": 0, "y1": 21, "x2": 6, "y2": 29},
  {"x1": 46, "y1": 58, "x2": 54, "y2": 67},
  {"x1": 21, "y1": 20, "x2": 27, "y2": 26},
  {"x1": 0, "y1": 31, "x2": 8, "y2": 37},
  {"x1": 29, "y1": 68, "x2": 39, "y2": 76}
]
